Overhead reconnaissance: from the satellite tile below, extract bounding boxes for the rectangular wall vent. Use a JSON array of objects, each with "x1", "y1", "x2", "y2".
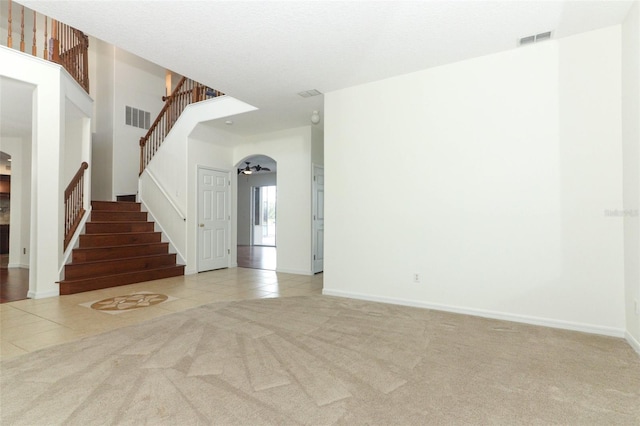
[
  {"x1": 125, "y1": 106, "x2": 151, "y2": 130},
  {"x1": 519, "y1": 31, "x2": 553, "y2": 46}
]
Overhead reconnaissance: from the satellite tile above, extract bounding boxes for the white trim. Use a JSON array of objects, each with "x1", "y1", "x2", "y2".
[
  {"x1": 184, "y1": 268, "x2": 198, "y2": 275},
  {"x1": 143, "y1": 169, "x2": 186, "y2": 221},
  {"x1": 7, "y1": 263, "x2": 29, "y2": 269},
  {"x1": 626, "y1": 332, "x2": 640, "y2": 356},
  {"x1": 322, "y1": 289, "x2": 627, "y2": 338},
  {"x1": 27, "y1": 288, "x2": 59, "y2": 299},
  {"x1": 276, "y1": 267, "x2": 313, "y2": 276},
  {"x1": 139, "y1": 200, "x2": 186, "y2": 265}
]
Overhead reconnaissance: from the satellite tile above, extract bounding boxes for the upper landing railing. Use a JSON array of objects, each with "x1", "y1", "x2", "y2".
[
  {"x1": 139, "y1": 77, "x2": 224, "y2": 174},
  {"x1": 3, "y1": 0, "x2": 90, "y2": 93}
]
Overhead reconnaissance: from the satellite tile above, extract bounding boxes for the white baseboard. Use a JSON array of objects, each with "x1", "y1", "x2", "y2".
[
  {"x1": 322, "y1": 289, "x2": 626, "y2": 338},
  {"x1": 27, "y1": 288, "x2": 60, "y2": 299},
  {"x1": 184, "y1": 268, "x2": 197, "y2": 275},
  {"x1": 7, "y1": 263, "x2": 28, "y2": 269},
  {"x1": 276, "y1": 267, "x2": 313, "y2": 276},
  {"x1": 626, "y1": 331, "x2": 640, "y2": 355}
]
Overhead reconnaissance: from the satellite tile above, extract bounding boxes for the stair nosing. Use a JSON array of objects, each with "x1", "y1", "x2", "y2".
[
  {"x1": 66, "y1": 253, "x2": 177, "y2": 267},
  {"x1": 72, "y1": 241, "x2": 169, "y2": 251},
  {"x1": 60, "y1": 264, "x2": 185, "y2": 284},
  {"x1": 80, "y1": 231, "x2": 160, "y2": 237},
  {"x1": 86, "y1": 221, "x2": 153, "y2": 224}
]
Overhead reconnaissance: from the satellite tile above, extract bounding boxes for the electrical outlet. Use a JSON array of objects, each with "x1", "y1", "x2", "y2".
[{"x1": 413, "y1": 273, "x2": 420, "y2": 283}]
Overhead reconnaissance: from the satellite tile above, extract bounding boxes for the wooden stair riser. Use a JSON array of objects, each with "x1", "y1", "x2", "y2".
[
  {"x1": 91, "y1": 201, "x2": 141, "y2": 212},
  {"x1": 72, "y1": 242, "x2": 170, "y2": 263},
  {"x1": 91, "y1": 211, "x2": 148, "y2": 222},
  {"x1": 64, "y1": 254, "x2": 177, "y2": 280},
  {"x1": 60, "y1": 265, "x2": 185, "y2": 295},
  {"x1": 79, "y1": 232, "x2": 161, "y2": 248},
  {"x1": 85, "y1": 221, "x2": 155, "y2": 234}
]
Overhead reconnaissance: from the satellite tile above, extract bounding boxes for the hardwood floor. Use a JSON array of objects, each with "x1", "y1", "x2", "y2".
[
  {"x1": 237, "y1": 245, "x2": 276, "y2": 270},
  {"x1": 0, "y1": 267, "x2": 29, "y2": 303}
]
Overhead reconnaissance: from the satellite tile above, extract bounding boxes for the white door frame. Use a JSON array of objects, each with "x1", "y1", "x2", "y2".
[{"x1": 197, "y1": 165, "x2": 231, "y2": 272}]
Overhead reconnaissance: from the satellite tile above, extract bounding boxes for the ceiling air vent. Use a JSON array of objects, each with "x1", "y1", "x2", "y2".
[
  {"x1": 519, "y1": 31, "x2": 552, "y2": 46},
  {"x1": 298, "y1": 89, "x2": 322, "y2": 98}
]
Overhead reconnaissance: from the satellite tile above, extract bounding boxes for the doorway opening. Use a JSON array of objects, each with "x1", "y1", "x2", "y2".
[
  {"x1": 252, "y1": 185, "x2": 276, "y2": 246},
  {"x1": 236, "y1": 155, "x2": 277, "y2": 270}
]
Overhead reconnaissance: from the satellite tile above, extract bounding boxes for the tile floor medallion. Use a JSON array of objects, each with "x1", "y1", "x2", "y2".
[{"x1": 80, "y1": 291, "x2": 176, "y2": 314}]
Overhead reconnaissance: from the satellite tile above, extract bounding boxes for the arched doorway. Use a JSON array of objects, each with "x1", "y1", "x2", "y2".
[{"x1": 236, "y1": 155, "x2": 277, "y2": 270}]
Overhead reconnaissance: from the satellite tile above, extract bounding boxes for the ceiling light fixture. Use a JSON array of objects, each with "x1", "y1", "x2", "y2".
[{"x1": 237, "y1": 162, "x2": 271, "y2": 175}]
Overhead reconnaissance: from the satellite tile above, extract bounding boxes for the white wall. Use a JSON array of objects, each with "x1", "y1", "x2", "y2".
[
  {"x1": 63, "y1": 100, "x2": 85, "y2": 183},
  {"x1": 186, "y1": 129, "x2": 237, "y2": 273},
  {"x1": 91, "y1": 38, "x2": 114, "y2": 201},
  {"x1": 237, "y1": 171, "x2": 277, "y2": 246},
  {"x1": 90, "y1": 43, "x2": 167, "y2": 200},
  {"x1": 311, "y1": 125, "x2": 324, "y2": 166},
  {"x1": 112, "y1": 48, "x2": 166, "y2": 197},
  {"x1": 0, "y1": 46, "x2": 92, "y2": 298},
  {"x1": 622, "y1": 3, "x2": 640, "y2": 351},
  {"x1": 324, "y1": 26, "x2": 625, "y2": 336},
  {"x1": 142, "y1": 96, "x2": 256, "y2": 274},
  {"x1": 235, "y1": 127, "x2": 313, "y2": 275}
]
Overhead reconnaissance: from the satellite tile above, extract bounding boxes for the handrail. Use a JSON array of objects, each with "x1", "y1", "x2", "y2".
[
  {"x1": 4, "y1": 0, "x2": 90, "y2": 94},
  {"x1": 139, "y1": 77, "x2": 224, "y2": 174},
  {"x1": 143, "y1": 168, "x2": 186, "y2": 221},
  {"x1": 64, "y1": 162, "x2": 89, "y2": 249}
]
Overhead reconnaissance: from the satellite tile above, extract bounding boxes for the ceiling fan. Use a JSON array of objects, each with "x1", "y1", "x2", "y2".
[{"x1": 237, "y1": 162, "x2": 271, "y2": 175}]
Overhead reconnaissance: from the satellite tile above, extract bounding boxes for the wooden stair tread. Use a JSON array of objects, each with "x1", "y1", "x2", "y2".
[
  {"x1": 72, "y1": 241, "x2": 168, "y2": 251},
  {"x1": 59, "y1": 265, "x2": 185, "y2": 284},
  {"x1": 65, "y1": 252, "x2": 177, "y2": 268},
  {"x1": 81, "y1": 231, "x2": 159, "y2": 236},
  {"x1": 61, "y1": 263, "x2": 183, "y2": 282},
  {"x1": 59, "y1": 265, "x2": 185, "y2": 295}
]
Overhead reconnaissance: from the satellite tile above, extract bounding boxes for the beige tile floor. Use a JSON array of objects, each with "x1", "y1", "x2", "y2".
[{"x1": 0, "y1": 267, "x2": 323, "y2": 361}]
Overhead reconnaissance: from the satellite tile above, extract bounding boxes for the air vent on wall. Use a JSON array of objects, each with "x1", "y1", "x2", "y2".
[
  {"x1": 519, "y1": 31, "x2": 552, "y2": 46},
  {"x1": 125, "y1": 106, "x2": 151, "y2": 130}
]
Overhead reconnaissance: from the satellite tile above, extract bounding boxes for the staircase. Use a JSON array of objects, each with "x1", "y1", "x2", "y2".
[{"x1": 59, "y1": 201, "x2": 184, "y2": 295}]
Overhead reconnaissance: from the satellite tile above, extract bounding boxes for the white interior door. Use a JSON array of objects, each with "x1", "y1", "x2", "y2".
[
  {"x1": 313, "y1": 165, "x2": 324, "y2": 273},
  {"x1": 198, "y1": 167, "x2": 230, "y2": 272}
]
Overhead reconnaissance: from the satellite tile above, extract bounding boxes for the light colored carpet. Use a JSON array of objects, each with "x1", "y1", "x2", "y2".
[{"x1": 1, "y1": 295, "x2": 639, "y2": 425}]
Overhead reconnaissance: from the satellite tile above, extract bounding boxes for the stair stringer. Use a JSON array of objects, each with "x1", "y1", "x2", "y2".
[
  {"x1": 140, "y1": 96, "x2": 257, "y2": 274},
  {"x1": 59, "y1": 206, "x2": 92, "y2": 279}
]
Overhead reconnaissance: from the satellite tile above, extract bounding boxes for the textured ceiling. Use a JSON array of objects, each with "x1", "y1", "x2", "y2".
[{"x1": 16, "y1": 0, "x2": 636, "y2": 136}]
